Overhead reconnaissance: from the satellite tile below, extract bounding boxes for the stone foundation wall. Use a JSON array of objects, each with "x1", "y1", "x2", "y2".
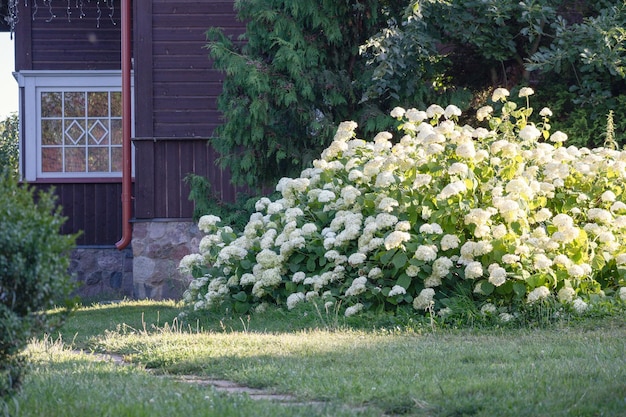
[
  {"x1": 131, "y1": 220, "x2": 202, "y2": 300},
  {"x1": 70, "y1": 247, "x2": 134, "y2": 301}
]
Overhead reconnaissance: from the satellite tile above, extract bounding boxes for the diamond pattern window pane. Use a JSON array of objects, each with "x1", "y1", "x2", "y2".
[
  {"x1": 65, "y1": 119, "x2": 86, "y2": 145},
  {"x1": 40, "y1": 90, "x2": 123, "y2": 175},
  {"x1": 88, "y1": 119, "x2": 109, "y2": 145}
]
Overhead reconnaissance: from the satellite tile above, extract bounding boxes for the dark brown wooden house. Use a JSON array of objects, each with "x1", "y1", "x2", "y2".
[{"x1": 2, "y1": 0, "x2": 246, "y2": 299}]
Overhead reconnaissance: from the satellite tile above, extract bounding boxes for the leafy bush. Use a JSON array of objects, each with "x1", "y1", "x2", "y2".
[
  {"x1": 362, "y1": 0, "x2": 626, "y2": 147},
  {"x1": 0, "y1": 170, "x2": 77, "y2": 397},
  {"x1": 184, "y1": 173, "x2": 262, "y2": 230},
  {"x1": 0, "y1": 114, "x2": 19, "y2": 176},
  {"x1": 180, "y1": 89, "x2": 626, "y2": 321}
]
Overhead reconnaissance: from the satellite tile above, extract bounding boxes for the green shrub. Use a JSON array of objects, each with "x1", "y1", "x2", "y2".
[
  {"x1": 0, "y1": 114, "x2": 19, "y2": 176},
  {"x1": 0, "y1": 170, "x2": 77, "y2": 398},
  {"x1": 180, "y1": 89, "x2": 626, "y2": 322},
  {"x1": 184, "y1": 173, "x2": 261, "y2": 230}
]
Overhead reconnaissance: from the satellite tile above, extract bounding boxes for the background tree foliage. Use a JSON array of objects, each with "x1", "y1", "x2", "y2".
[
  {"x1": 207, "y1": 0, "x2": 403, "y2": 188},
  {"x1": 206, "y1": 0, "x2": 625, "y2": 192},
  {"x1": 0, "y1": 114, "x2": 19, "y2": 176},
  {"x1": 363, "y1": 0, "x2": 626, "y2": 147}
]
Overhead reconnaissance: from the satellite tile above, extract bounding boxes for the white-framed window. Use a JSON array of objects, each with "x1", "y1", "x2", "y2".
[{"x1": 17, "y1": 70, "x2": 134, "y2": 181}]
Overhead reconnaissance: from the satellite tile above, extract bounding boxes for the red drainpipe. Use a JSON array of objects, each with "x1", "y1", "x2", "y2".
[{"x1": 116, "y1": 0, "x2": 133, "y2": 250}]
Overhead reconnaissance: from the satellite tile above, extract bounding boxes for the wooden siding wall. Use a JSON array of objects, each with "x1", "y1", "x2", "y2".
[
  {"x1": 133, "y1": 0, "x2": 246, "y2": 220},
  {"x1": 15, "y1": 0, "x2": 122, "y2": 71},
  {"x1": 34, "y1": 182, "x2": 124, "y2": 246},
  {"x1": 134, "y1": 139, "x2": 236, "y2": 219},
  {"x1": 15, "y1": 1, "x2": 125, "y2": 245}
]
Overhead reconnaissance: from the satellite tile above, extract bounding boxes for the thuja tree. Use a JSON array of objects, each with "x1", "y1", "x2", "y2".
[{"x1": 207, "y1": 0, "x2": 402, "y2": 188}]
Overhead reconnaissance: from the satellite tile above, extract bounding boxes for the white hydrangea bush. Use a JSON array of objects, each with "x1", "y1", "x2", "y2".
[{"x1": 180, "y1": 88, "x2": 626, "y2": 317}]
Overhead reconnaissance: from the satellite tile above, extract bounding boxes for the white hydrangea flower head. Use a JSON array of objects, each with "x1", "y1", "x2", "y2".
[
  {"x1": 481, "y1": 303, "x2": 497, "y2": 315},
  {"x1": 378, "y1": 197, "x2": 399, "y2": 212},
  {"x1": 415, "y1": 245, "x2": 438, "y2": 262},
  {"x1": 572, "y1": 298, "x2": 588, "y2": 314},
  {"x1": 348, "y1": 252, "x2": 367, "y2": 266},
  {"x1": 317, "y1": 189, "x2": 336, "y2": 203},
  {"x1": 388, "y1": 285, "x2": 407, "y2": 297},
  {"x1": 518, "y1": 87, "x2": 535, "y2": 97},
  {"x1": 384, "y1": 231, "x2": 411, "y2": 250},
  {"x1": 413, "y1": 288, "x2": 435, "y2": 310},
  {"x1": 286, "y1": 292, "x2": 306, "y2": 310},
  {"x1": 549, "y1": 131, "x2": 568, "y2": 143},
  {"x1": 444, "y1": 104, "x2": 462, "y2": 119},
  {"x1": 476, "y1": 106, "x2": 493, "y2": 121},
  {"x1": 519, "y1": 125, "x2": 541, "y2": 142},
  {"x1": 406, "y1": 108, "x2": 427, "y2": 123},
  {"x1": 345, "y1": 303, "x2": 364, "y2": 317},
  {"x1": 345, "y1": 276, "x2": 368, "y2": 297},
  {"x1": 178, "y1": 253, "x2": 204, "y2": 273},
  {"x1": 492, "y1": 88, "x2": 510, "y2": 102},
  {"x1": 464, "y1": 261, "x2": 483, "y2": 279},
  {"x1": 436, "y1": 180, "x2": 467, "y2": 200},
  {"x1": 557, "y1": 286, "x2": 576, "y2": 303},
  {"x1": 198, "y1": 214, "x2": 221, "y2": 233},
  {"x1": 601, "y1": 190, "x2": 616, "y2": 202},
  {"x1": 426, "y1": 104, "x2": 445, "y2": 119},
  {"x1": 539, "y1": 107, "x2": 553, "y2": 117},
  {"x1": 527, "y1": 286, "x2": 551, "y2": 303},
  {"x1": 488, "y1": 264, "x2": 507, "y2": 286},
  {"x1": 390, "y1": 107, "x2": 406, "y2": 118},
  {"x1": 440, "y1": 234, "x2": 460, "y2": 251}
]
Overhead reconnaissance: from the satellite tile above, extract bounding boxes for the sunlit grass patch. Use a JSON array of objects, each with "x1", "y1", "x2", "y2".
[
  {"x1": 2, "y1": 336, "x2": 378, "y2": 417},
  {"x1": 9, "y1": 301, "x2": 626, "y2": 417}
]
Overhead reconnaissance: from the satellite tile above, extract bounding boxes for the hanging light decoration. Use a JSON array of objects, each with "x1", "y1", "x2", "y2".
[
  {"x1": 4, "y1": 0, "x2": 116, "y2": 35},
  {"x1": 5, "y1": 0, "x2": 19, "y2": 36}
]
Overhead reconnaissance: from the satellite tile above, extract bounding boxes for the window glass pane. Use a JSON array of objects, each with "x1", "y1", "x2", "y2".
[
  {"x1": 41, "y1": 92, "x2": 62, "y2": 117},
  {"x1": 88, "y1": 92, "x2": 109, "y2": 117},
  {"x1": 88, "y1": 119, "x2": 110, "y2": 145},
  {"x1": 64, "y1": 92, "x2": 85, "y2": 117},
  {"x1": 64, "y1": 119, "x2": 86, "y2": 145},
  {"x1": 37, "y1": 83, "x2": 126, "y2": 176},
  {"x1": 41, "y1": 119, "x2": 62, "y2": 145},
  {"x1": 88, "y1": 147, "x2": 109, "y2": 172},
  {"x1": 110, "y1": 119, "x2": 122, "y2": 145},
  {"x1": 110, "y1": 92, "x2": 122, "y2": 117},
  {"x1": 42, "y1": 148, "x2": 62, "y2": 172},
  {"x1": 65, "y1": 147, "x2": 86, "y2": 172},
  {"x1": 111, "y1": 146, "x2": 123, "y2": 172}
]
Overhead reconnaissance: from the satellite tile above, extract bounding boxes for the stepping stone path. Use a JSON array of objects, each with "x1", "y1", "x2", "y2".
[{"x1": 74, "y1": 350, "x2": 331, "y2": 408}]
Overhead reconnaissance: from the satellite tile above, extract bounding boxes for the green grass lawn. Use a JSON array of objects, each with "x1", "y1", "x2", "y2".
[{"x1": 2, "y1": 301, "x2": 626, "y2": 417}]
